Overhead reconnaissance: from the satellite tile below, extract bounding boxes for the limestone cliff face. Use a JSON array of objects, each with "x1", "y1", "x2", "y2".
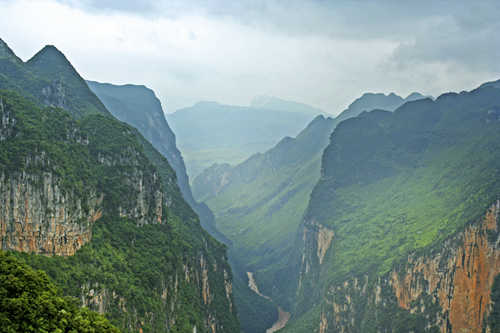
[
  {"x1": 297, "y1": 201, "x2": 500, "y2": 332},
  {"x1": 297, "y1": 219, "x2": 334, "y2": 304},
  {"x1": 0, "y1": 98, "x2": 167, "y2": 256},
  {"x1": 0, "y1": 171, "x2": 101, "y2": 256}
]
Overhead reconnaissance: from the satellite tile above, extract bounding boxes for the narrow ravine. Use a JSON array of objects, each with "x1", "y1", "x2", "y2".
[{"x1": 247, "y1": 272, "x2": 291, "y2": 333}]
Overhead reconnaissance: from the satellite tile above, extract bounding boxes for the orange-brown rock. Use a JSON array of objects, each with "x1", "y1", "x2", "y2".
[
  {"x1": 312, "y1": 201, "x2": 500, "y2": 333},
  {"x1": 0, "y1": 171, "x2": 102, "y2": 255},
  {"x1": 391, "y1": 200, "x2": 500, "y2": 333}
]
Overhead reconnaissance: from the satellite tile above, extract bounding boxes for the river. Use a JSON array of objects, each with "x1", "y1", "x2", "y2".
[{"x1": 246, "y1": 272, "x2": 291, "y2": 333}]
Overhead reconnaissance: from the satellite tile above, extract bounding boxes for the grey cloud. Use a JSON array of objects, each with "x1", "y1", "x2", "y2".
[
  {"x1": 1, "y1": 0, "x2": 499, "y2": 115},
  {"x1": 391, "y1": 6, "x2": 500, "y2": 73}
]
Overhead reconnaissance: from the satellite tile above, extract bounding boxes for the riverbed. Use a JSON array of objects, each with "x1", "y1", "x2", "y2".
[{"x1": 246, "y1": 272, "x2": 291, "y2": 332}]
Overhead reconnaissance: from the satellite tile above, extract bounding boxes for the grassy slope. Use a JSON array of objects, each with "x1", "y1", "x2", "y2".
[{"x1": 284, "y1": 83, "x2": 500, "y2": 331}]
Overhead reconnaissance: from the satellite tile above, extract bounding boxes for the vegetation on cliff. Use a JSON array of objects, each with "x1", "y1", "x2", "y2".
[
  {"x1": 285, "y1": 81, "x2": 500, "y2": 331},
  {"x1": 0, "y1": 251, "x2": 119, "y2": 332}
]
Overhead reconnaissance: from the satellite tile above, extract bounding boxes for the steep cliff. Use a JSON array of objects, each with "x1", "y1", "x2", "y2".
[
  {"x1": 0, "y1": 40, "x2": 239, "y2": 332},
  {"x1": 285, "y1": 81, "x2": 500, "y2": 332},
  {"x1": 86, "y1": 81, "x2": 228, "y2": 243},
  {"x1": 290, "y1": 201, "x2": 500, "y2": 333}
]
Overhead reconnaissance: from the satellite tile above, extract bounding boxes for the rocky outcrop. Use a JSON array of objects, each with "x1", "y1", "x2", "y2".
[
  {"x1": 298, "y1": 220, "x2": 334, "y2": 293},
  {"x1": 390, "y1": 200, "x2": 500, "y2": 333},
  {"x1": 0, "y1": 171, "x2": 102, "y2": 256},
  {"x1": 303, "y1": 201, "x2": 500, "y2": 332},
  {"x1": 0, "y1": 97, "x2": 15, "y2": 141}
]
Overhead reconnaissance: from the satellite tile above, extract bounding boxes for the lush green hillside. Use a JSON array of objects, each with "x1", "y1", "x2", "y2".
[
  {"x1": 196, "y1": 115, "x2": 334, "y2": 283},
  {"x1": 310, "y1": 86, "x2": 500, "y2": 281},
  {"x1": 167, "y1": 101, "x2": 318, "y2": 178},
  {"x1": 285, "y1": 81, "x2": 500, "y2": 331},
  {"x1": 0, "y1": 251, "x2": 119, "y2": 332},
  {"x1": 0, "y1": 40, "x2": 239, "y2": 332}
]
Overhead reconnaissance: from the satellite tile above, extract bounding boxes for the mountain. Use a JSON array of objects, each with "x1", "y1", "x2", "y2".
[
  {"x1": 0, "y1": 39, "x2": 238, "y2": 332},
  {"x1": 335, "y1": 91, "x2": 426, "y2": 122},
  {"x1": 284, "y1": 81, "x2": 500, "y2": 332},
  {"x1": 87, "y1": 80, "x2": 228, "y2": 243},
  {"x1": 192, "y1": 91, "x2": 426, "y2": 332},
  {"x1": 167, "y1": 101, "x2": 318, "y2": 179},
  {"x1": 250, "y1": 95, "x2": 324, "y2": 115},
  {"x1": 0, "y1": 40, "x2": 109, "y2": 119}
]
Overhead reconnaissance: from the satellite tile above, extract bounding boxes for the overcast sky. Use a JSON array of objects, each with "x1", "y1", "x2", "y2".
[{"x1": 1, "y1": 0, "x2": 499, "y2": 114}]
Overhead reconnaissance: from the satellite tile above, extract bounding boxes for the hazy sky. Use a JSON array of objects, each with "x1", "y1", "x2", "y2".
[{"x1": 1, "y1": 0, "x2": 499, "y2": 114}]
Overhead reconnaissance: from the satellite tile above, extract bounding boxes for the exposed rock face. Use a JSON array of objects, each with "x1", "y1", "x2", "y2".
[
  {"x1": 0, "y1": 97, "x2": 15, "y2": 141},
  {"x1": 86, "y1": 81, "x2": 229, "y2": 243},
  {"x1": 299, "y1": 201, "x2": 500, "y2": 332},
  {"x1": 390, "y1": 201, "x2": 500, "y2": 333},
  {"x1": 298, "y1": 220, "x2": 334, "y2": 293},
  {"x1": 0, "y1": 171, "x2": 102, "y2": 256},
  {"x1": 0, "y1": 98, "x2": 166, "y2": 255}
]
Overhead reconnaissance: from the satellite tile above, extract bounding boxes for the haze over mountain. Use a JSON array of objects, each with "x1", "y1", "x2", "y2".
[
  {"x1": 167, "y1": 100, "x2": 319, "y2": 179},
  {"x1": 3, "y1": 1, "x2": 499, "y2": 114},
  {"x1": 2, "y1": 1, "x2": 500, "y2": 332},
  {"x1": 192, "y1": 90, "x2": 427, "y2": 332},
  {"x1": 336, "y1": 91, "x2": 427, "y2": 122},
  {"x1": 250, "y1": 95, "x2": 325, "y2": 116}
]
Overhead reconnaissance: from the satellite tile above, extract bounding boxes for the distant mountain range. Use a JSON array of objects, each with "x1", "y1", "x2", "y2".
[
  {"x1": 250, "y1": 95, "x2": 325, "y2": 115},
  {"x1": 167, "y1": 100, "x2": 320, "y2": 179}
]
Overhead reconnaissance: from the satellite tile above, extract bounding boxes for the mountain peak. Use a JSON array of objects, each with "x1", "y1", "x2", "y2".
[
  {"x1": 0, "y1": 38, "x2": 21, "y2": 61},
  {"x1": 250, "y1": 95, "x2": 323, "y2": 115},
  {"x1": 27, "y1": 45, "x2": 73, "y2": 69},
  {"x1": 405, "y1": 92, "x2": 425, "y2": 101}
]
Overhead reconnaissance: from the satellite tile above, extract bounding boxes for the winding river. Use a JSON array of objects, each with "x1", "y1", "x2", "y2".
[{"x1": 246, "y1": 272, "x2": 291, "y2": 333}]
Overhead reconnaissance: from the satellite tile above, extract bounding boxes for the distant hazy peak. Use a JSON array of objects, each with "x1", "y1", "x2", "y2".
[
  {"x1": 479, "y1": 79, "x2": 500, "y2": 90},
  {"x1": 87, "y1": 80, "x2": 156, "y2": 98},
  {"x1": 336, "y1": 90, "x2": 427, "y2": 122},
  {"x1": 193, "y1": 101, "x2": 220, "y2": 108},
  {"x1": 250, "y1": 95, "x2": 324, "y2": 115},
  {"x1": 405, "y1": 92, "x2": 426, "y2": 101}
]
